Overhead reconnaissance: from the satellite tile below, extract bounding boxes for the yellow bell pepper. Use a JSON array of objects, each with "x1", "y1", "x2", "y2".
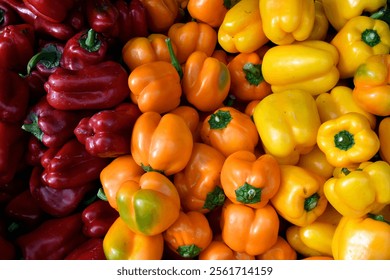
[
  {"x1": 331, "y1": 15, "x2": 390, "y2": 79},
  {"x1": 297, "y1": 145, "x2": 335, "y2": 180},
  {"x1": 259, "y1": 0, "x2": 315, "y2": 45},
  {"x1": 332, "y1": 213, "x2": 390, "y2": 260},
  {"x1": 317, "y1": 112, "x2": 380, "y2": 167},
  {"x1": 307, "y1": 0, "x2": 329, "y2": 41},
  {"x1": 315, "y1": 86, "x2": 377, "y2": 130},
  {"x1": 253, "y1": 89, "x2": 321, "y2": 165},
  {"x1": 379, "y1": 117, "x2": 390, "y2": 163},
  {"x1": 261, "y1": 40, "x2": 340, "y2": 95},
  {"x1": 270, "y1": 165, "x2": 328, "y2": 227},
  {"x1": 218, "y1": 0, "x2": 269, "y2": 53},
  {"x1": 321, "y1": 0, "x2": 387, "y2": 31},
  {"x1": 324, "y1": 161, "x2": 390, "y2": 218}
]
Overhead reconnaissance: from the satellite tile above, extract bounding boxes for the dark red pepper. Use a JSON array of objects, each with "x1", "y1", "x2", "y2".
[
  {"x1": 40, "y1": 138, "x2": 110, "y2": 189},
  {"x1": 16, "y1": 213, "x2": 87, "y2": 260},
  {"x1": 0, "y1": 1, "x2": 20, "y2": 29},
  {"x1": 86, "y1": 0, "x2": 119, "y2": 36},
  {"x1": 25, "y1": 135, "x2": 47, "y2": 166},
  {"x1": 23, "y1": 0, "x2": 77, "y2": 23},
  {"x1": 45, "y1": 61, "x2": 130, "y2": 110},
  {"x1": 0, "y1": 235, "x2": 16, "y2": 259},
  {"x1": 74, "y1": 102, "x2": 141, "y2": 158},
  {"x1": 0, "y1": 175, "x2": 27, "y2": 208},
  {"x1": 65, "y1": 238, "x2": 106, "y2": 260},
  {"x1": 26, "y1": 42, "x2": 64, "y2": 77}
]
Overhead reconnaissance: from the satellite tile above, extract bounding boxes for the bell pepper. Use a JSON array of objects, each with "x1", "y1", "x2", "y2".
[
  {"x1": 140, "y1": 0, "x2": 179, "y2": 33},
  {"x1": 307, "y1": 0, "x2": 329, "y2": 41},
  {"x1": 200, "y1": 107, "x2": 259, "y2": 157},
  {"x1": 253, "y1": 89, "x2": 321, "y2": 165},
  {"x1": 65, "y1": 238, "x2": 106, "y2": 260},
  {"x1": 40, "y1": 138, "x2": 110, "y2": 189},
  {"x1": 270, "y1": 165, "x2": 328, "y2": 227},
  {"x1": 0, "y1": 175, "x2": 26, "y2": 208},
  {"x1": 85, "y1": 0, "x2": 119, "y2": 36},
  {"x1": 0, "y1": 236, "x2": 16, "y2": 260},
  {"x1": 352, "y1": 54, "x2": 390, "y2": 116},
  {"x1": 29, "y1": 166, "x2": 96, "y2": 217},
  {"x1": 316, "y1": 86, "x2": 377, "y2": 130},
  {"x1": 169, "y1": 105, "x2": 200, "y2": 142},
  {"x1": 0, "y1": 1, "x2": 19, "y2": 29},
  {"x1": 25, "y1": 135, "x2": 47, "y2": 166},
  {"x1": 324, "y1": 161, "x2": 390, "y2": 218},
  {"x1": 25, "y1": 42, "x2": 64, "y2": 77},
  {"x1": 168, "y1": 21, "x2": 217, "y2": 64},
  {"x1": 0, "y1": 68, "x2": 30, "y2": 124},
  {"x1": 332, "y1": 213, "x2": 390, "y2": 260},
  {"x1": 103, "y1": 216, "x2": 164, "y2": 260},
  {"x1": 16, "y1": 213, "x2": 87, "y2": 260},
  {"x1": 131, "y1": 112, "x2": 193, "y2": 175},
  {"x1": 23, "y1": 0, "x2": 76, "y2": 23},
  {"x1": 261, "y1": 40, "x2": 340, "y2": 95},
  {"x1": 256, "y1": 236, "x2": 297, "y2": 260},
  {"x1": 100, "y1": 154, "x2": 144, "y2": 211},
  {"x1": 227, "y1": 52, "x2": 272, "y2": 102},
  {"x1": 220, "y1": 200, "x2": 280, "y2": 256},
  {"x1": 218, "y1": 0, "x2": 268, "y2": 53},
  {"x1": 321, "y1": 0, "x2": 387, "y2": 31},
  {"x1": 379, "y1": 117, "x2": 390, "y2": 163},
  {"x1": 81, "y1": 199, "x2": 118, "y2": 238},
  {"x1": 331, "y1": 15, "x2": 390, "y2": 79},
  {"x1": 259, "y1": 0, "x2": 315, "y2": 45},
  {"x1": 297, "y1": 145, "x2": 335, "y2": 180},
  {"x1": 22, "y1": 97, "x2": 90, "y2": 148},
  {"x1": 187, "y1": 0, "x2": 232, "y2": 28},
  {"x1": 45, "y1": 61, "x2": 130, "y2": 110},
  {"x1": 220, "y1": 151, "x2": 280, "y2": 209},
  {"x1": 317, "y1": 112, "x2": 380, "y2": 167},
  {"x1": 173, "y1": 142, "x2": 226, "y2": 213},
  {"x1": 116, "y1": 171, "x2": 181, "y2": 236},
  {"x1": 74, "y1": 103, "x2": 141, "y2": 158}
]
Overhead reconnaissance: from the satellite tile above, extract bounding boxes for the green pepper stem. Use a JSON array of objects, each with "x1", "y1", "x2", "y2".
[
  {"x1": 304, "y1": 193, "x2": 320, "y2": 212},
  {"x1": 97, "y1": 188, "x2": 108, "y2": 201},
  {"x1": 177, "y1": 244, "x2": 202, "y2": 258},
  {"x1": 21, "y1": 113, "x2": 43, "y2": 141},
  {"x1": 165, "y1": 37, "x2": 183, "y2": 79},
  {"x1": 0, "y1": 9, "x2": 4, "y2": 25},
  {"x1": 370, "y1": 3, "x2": 390, "y2": 26},
  {"x1": 367, "y1": 213, "x2": 390, "y2": 225},
  {"x1": 235, "y1": 182, "x2": 261, "y2": 204},
  {"x1": 208, "y1": 110, "x2": 232, "y2": 129},
  {"x1": 79, "y1": 29, "x2": 102, "y2": 52},
  {"x1": 361, "y1": 29, "x2": 381, "y2": 47},
  {"x1": 26, "y1": 44, "x2": 62, "y2": 75},
  {"x1": 334, "y1": 130, "x2": 355, "y2": 151},
  {"x1": 203, "y1": 186, "x2": 225, "y2": 210},
  {"x1": 243, "y1": 63, "x2": 264, "y2": 86}
]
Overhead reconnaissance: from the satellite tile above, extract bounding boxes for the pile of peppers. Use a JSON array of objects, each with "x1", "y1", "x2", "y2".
[{"x1": 1, "y1": 0, "x2": 390, "y2": 260}]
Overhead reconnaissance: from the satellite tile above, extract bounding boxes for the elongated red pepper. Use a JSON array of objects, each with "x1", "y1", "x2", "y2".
[
  {"x1": 23, "y1": 0, "x2": 77, "y2": 23},
  {"x1": 0, "y1": 1, "x2": 20, "y2": 29},
  {"x1": 86, "y1": 0, "x2": 119, "y2": 36},
  {"x1": 74, "y1": 102, "x2": 141, "y2": 158},
  {"x1": 45, "y1": 61, "x2": 130, "y2": 110},
  {"x1": 40, "y1": 139, "x2": 110, "y2": 189},
  {"x1": 65, "y1": 238, "x2": 106, "y2": 260}
]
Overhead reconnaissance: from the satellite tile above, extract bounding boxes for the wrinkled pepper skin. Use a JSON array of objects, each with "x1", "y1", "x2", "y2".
[
  {"x1": 220, "y1": 151, "x2": 281, "y2": 209},
  {"x1": 218, "y1": 0, "x2": 268, "y2": 53},
  {"x1": 324, "y1": 161, "x2": 390, "y2": 218},
  {"x1": 317, "y1": 112, "x2": 380, "y2": 167},
  {"x1": 271, "y1": 165, "x2": 328, "y2": 227},
  {"x1": 45, "y1": 61, "x2": 130, "y2": 110},
  {"x1": 253, "y1": 89, "x2": 321, "y2": 165},
  {"x1": 332, "y1": 214, "x2": 390, "y2": 260},
  {"x1": 379, "y1": 117, "x2": 390, "y2": 163},
  {"x1": 65, "y1": 238, "x2": 106, "y2": 260},
  {"x1": 23, "y1": 0, "x2": 76, "y2": 23},
  {"x1": 352, "y1": 54, "x2": 390, "y2": 116},
  {"x1": 40, "y1": 139, "x2": 110, "y2": 189},
  {"x1": 103, "y1": 217, "x2": 164, "y2": 260},
  {"x1": 74, "y1": 103, "x2": 141, "y2": 158},
  {"x1": 262, "y1": 40, "x2": 340, "y2": 95},
  {"x1": 331, "y1": 16, "x2": 390, "y2": 79},
  {"x1": 140, "y1": 0, "x2": 179, "y2": 33},
  {"x1": 260, "y1": 0, "x2": 315, "y2": 45},
  {"x1": 116, "y1": 172, "x2": 181, "y2": 236}
]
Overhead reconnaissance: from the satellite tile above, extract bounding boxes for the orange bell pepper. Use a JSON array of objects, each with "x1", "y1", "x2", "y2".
[
  {"x1": 187, "y1": 0, "x2": 233, "y2": 28},
  {"x1": 227, "y1": 52, "x2": 272, "y2": 102},
  {"x1": 220, "y1": 151, "x2": 281, "y2": 209},
  {"x1": 256, "y1": 236, "x2": 297, "y2": 260},
  {"x1": 182, "y1": 51, "x2": 231, "y2": 112},
  {"x1": 140, "y1": 0, "x2": 179, "y2": 33},
  {"x1": 100, "y1": 155, "x2": 145, "y2": 211},
  {"x1": 220, "y1": 200, "x2": 280, "y2": 256},
  {"x1": 379, "y1": 117, "x2": 390, "y2": 163},
  {"x1": 200, "y1": 106, "x2": 259, "y2": 157},
  {"x1": 199, "y1": 236, "x2": 255, "y2": 260},
  {"x1": 116, "y1": 171, "x2": 181, "y2": 236},
  {"x1": 174, "y1": 143, "x2": 226, "y2": 213},
  {"x1": 167, "y1": 21, "x2": 217, "y2": 64},
  {"x1": 169, "y1": 105, "x2": 201, "y2": 142},
  {"x1": 130, "y1": 112, "x2": 193, "y2": 175},
  {"x1": 163, "y1": 211, "x2": 213, "y2": 258},
  {"x1": 103, "y1": 217, "x2": 164, "y2": 260},
  {"x1": 297, "y1": 145, "x2": 335, "y2": 180}
]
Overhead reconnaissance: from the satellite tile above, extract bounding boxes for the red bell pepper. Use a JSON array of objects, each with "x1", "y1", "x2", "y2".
[
  {"x1": 25, "y1": 136, "x2": 47, "y2": 166},
  {"x1": 74, "y1": 102, "x2": 141, "y2": 158},
  {"x1": 16, "y1": 213, "x2": 87, "y2": 260},
  {"x1": 0, "y1": 1, "x2": 20, "y2": 30},
  {"x1": 30, "y1": 166, "x2": 97, "y2": 217},
  {"x1": 0, "y1": 23, "x2": 34, "y2": 72},
  {"x1": 0, "y1": 235, "x2": 16, "y2": 260},
  {"x1": 40, "y1": 138, "x2": 110, "y2": 189},
  {"x1": 86, "y1": 0, "x2": 119, "y2": 36},
  {"x1": 0, "y1": 175, "x2": 26, "y2": 208},
  {"x1": 65, "y1": 238, "x2": 106, "y2": 260},
  {"x1": 22, "y1": 0, "x2": 77, "y2": 23},
  {"x1": 26, "y1": 42, "x2": 64, "y2": 77},
  {"x1": 45, "y1": 61, "x2": 130, "y2": 110},
  {"x1": 0, "y1": 67, "x2": 30, "y2": 124}
]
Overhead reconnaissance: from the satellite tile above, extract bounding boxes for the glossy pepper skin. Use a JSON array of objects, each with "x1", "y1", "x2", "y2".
[
  {"x1": 140, "y1": 0, "x2": 179, "y2": 33},
  {"x1": 45, "y1": 61, "x2": 130, "y2": 110},
  {"x1": 379, "y1": 117, "x2": 390, "y2": 163},
  {"x1": 331, "y1": 16, "x2": 390, "y2": 79},
  {"x1": 317, "y1": 112, "x2": 380, "y2": 167},
  {"x1": 85, "y1": 0, "x2": 119, "y2": 36},
  {"x1": 297, "y1": 145, "x2": 335, "y2": 180},
  {"x1": 187, "y1": 0, "x2": 230, "y2": 28},
  {"x1": 218, "y1": 0, "x2": 268, "y2": 53},
  {"x1": 103, "y1": 217, "x2": 164, "y2": 260},
  {"x1": 220, "y1": 151, "x2": 281, "y2": 209},
  {"x1": 307, "y1": 0, "x2": 329, "y2": 41},
  {"x1": 260, "y1": 0, "x2": 315, "y2": 45},
  {"x1": 271, "y1": 165, "x2": 328, "y2": 227},
  {"x1": 26, "y1": 42, "x2": 64, "y2": 78},
  {"x1": 253, "y1": 89, "x2": 321, "y2": 165},
  {"x1": 324, "y1": 161, "x2": 390, "y2": 218},
  {"x1": 0, "y1": 1, "x2": 19, "y2": 29},
  {"x1": 353, "y1": 54, "x2": 390, "y2": 116},
  {"x1": 261, "y1": 40, "x2": 340, "y2": 95},
  {"x1": 332, "y1": 214, "x2": 390, "y2": 260},
  {"x1": 116, "y1": 172, "x2": 181, "y2": 236},
  {"x1": 65, "y1": 238, "x2": 106, "y2": 260},
  {"x1": 74, "y1": 103, "x2": 141, "y2": 158},
  {"x1": 256, "y1": 236, "x2": 297, "y2": 260},
  {"x1": 23, "y1": 0, "x2": 76, "y2": 23}
]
